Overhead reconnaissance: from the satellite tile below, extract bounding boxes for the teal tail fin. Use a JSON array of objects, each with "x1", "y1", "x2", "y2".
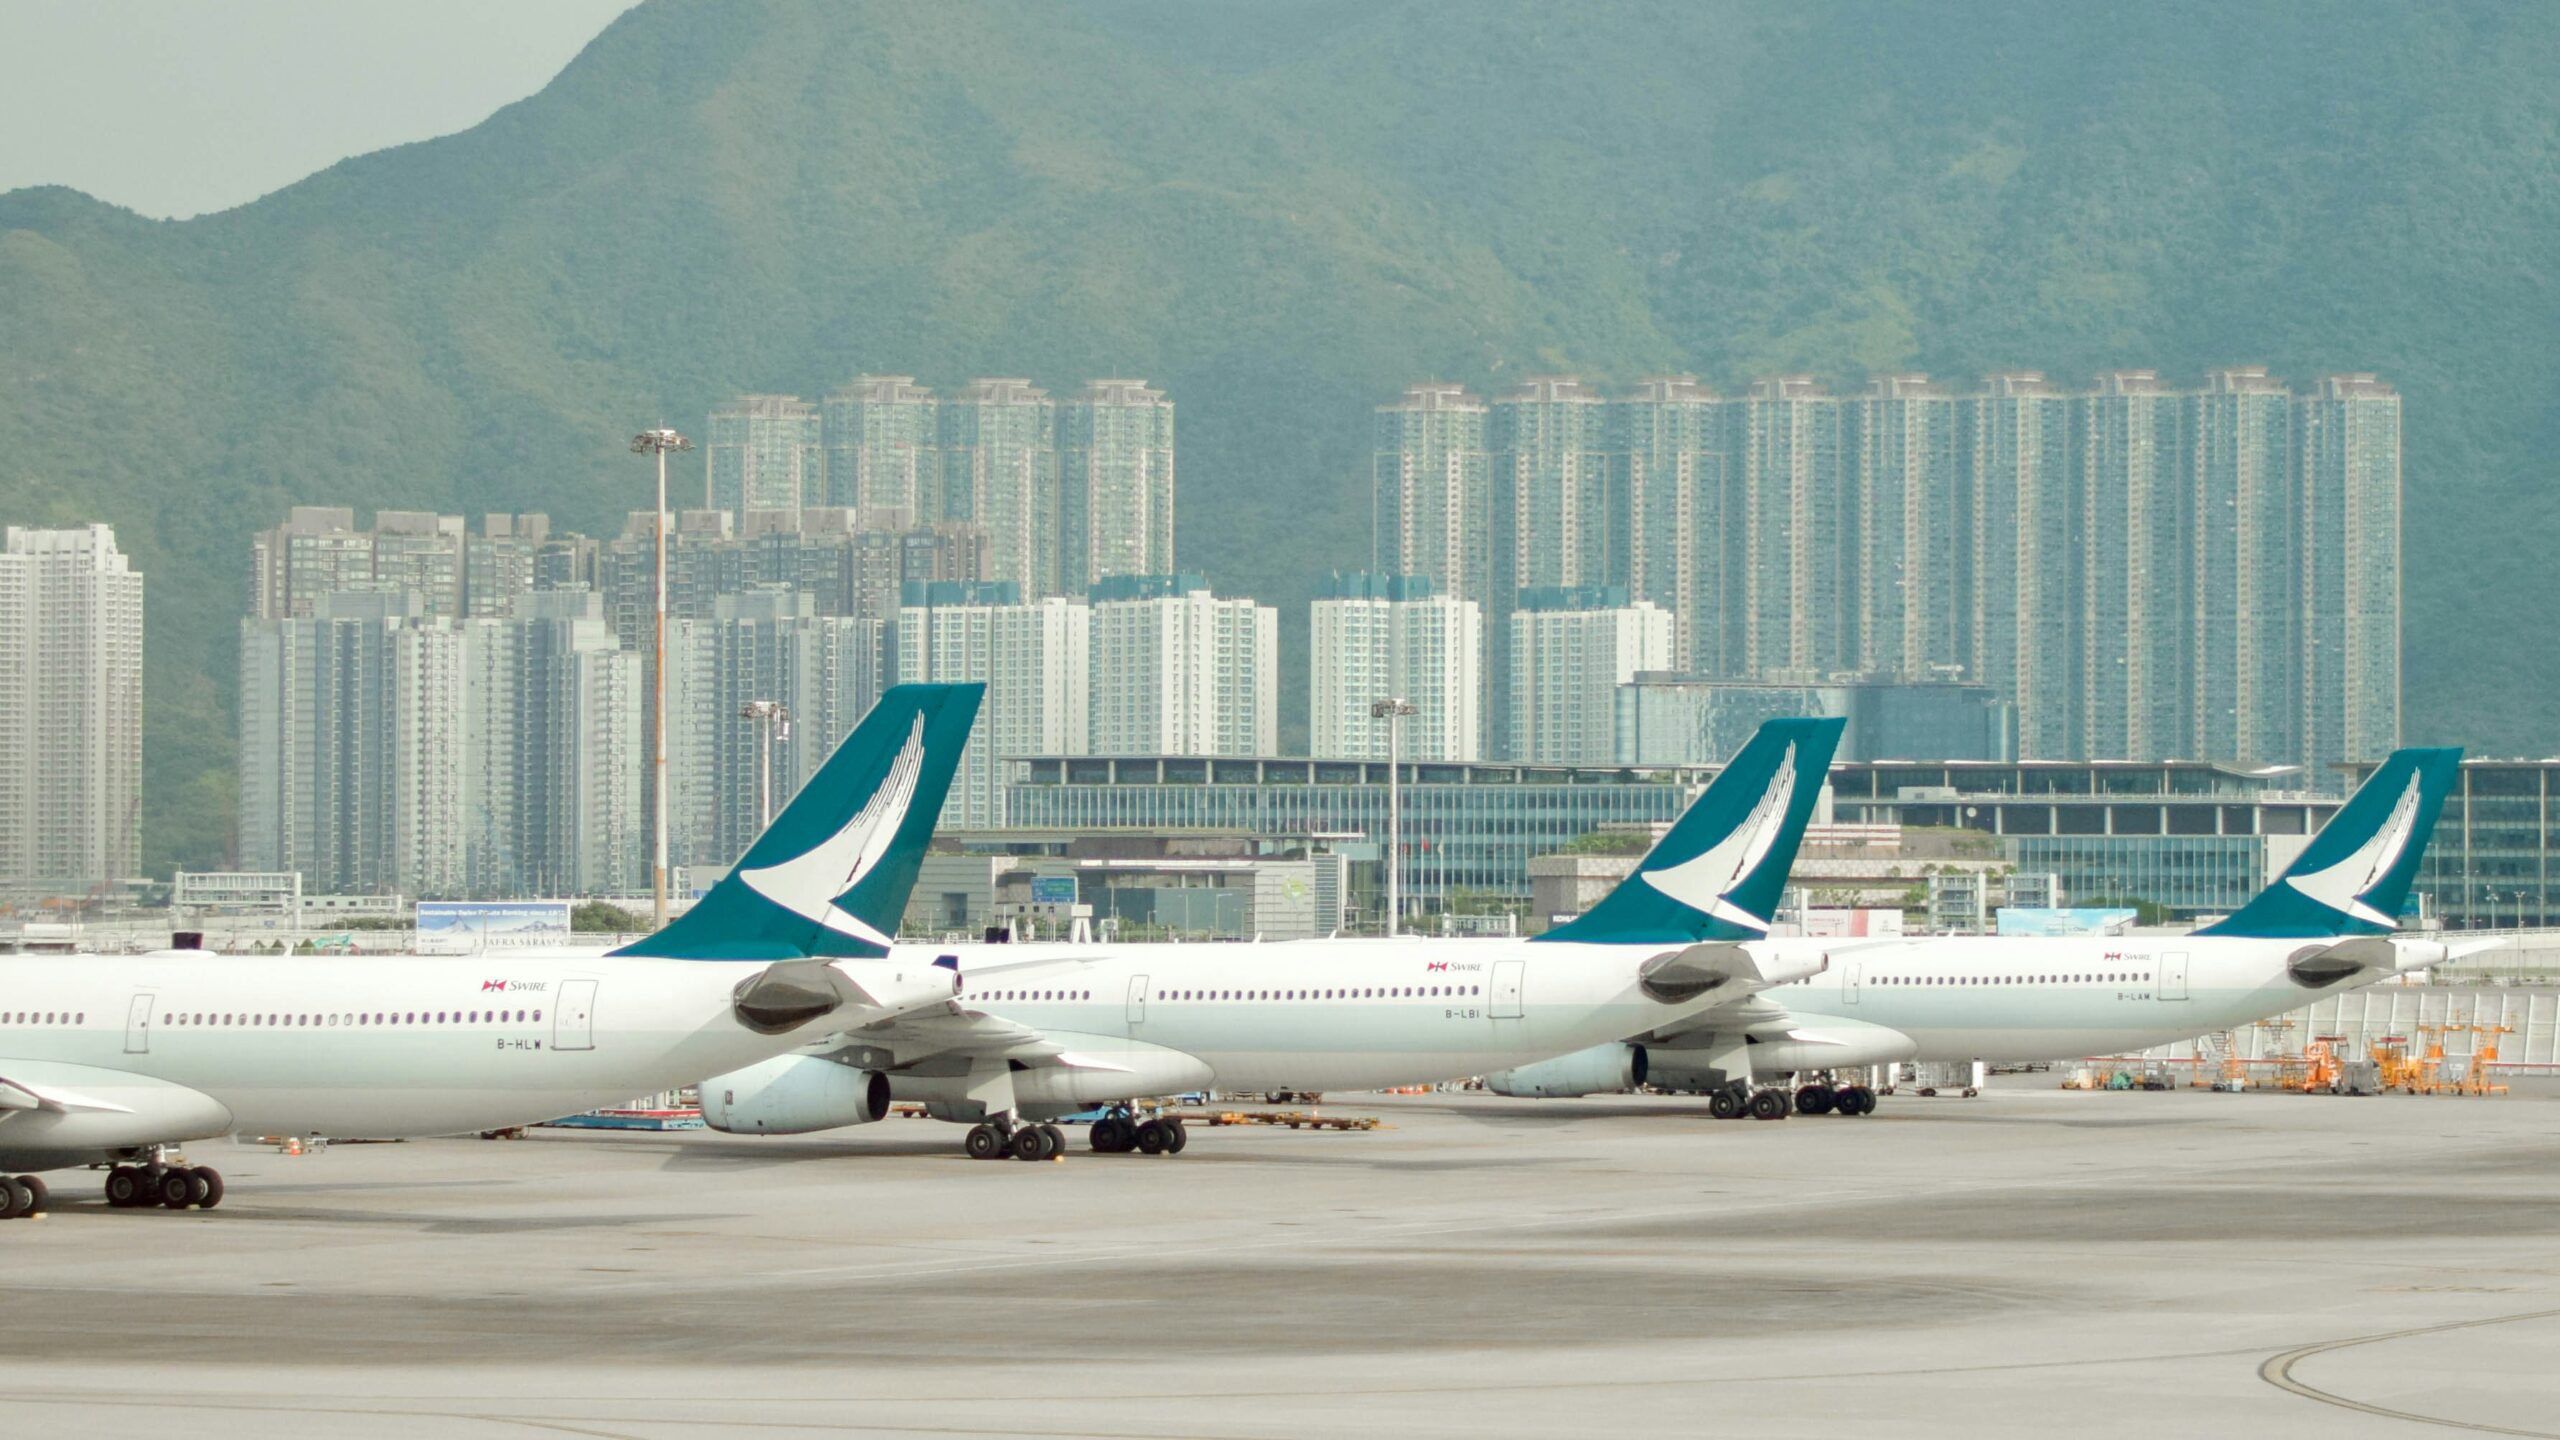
[
  {"x1": 613, "y1": 683, "x2": 983, "y2": 960},
  {"x1": 2198, "y1": 746, "x2": 2461, "y2": 939},
  {"x1": 1534, "y1": 717, "x2": 1845, "y2": 945}
]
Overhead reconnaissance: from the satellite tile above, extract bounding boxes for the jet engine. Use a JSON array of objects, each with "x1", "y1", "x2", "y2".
[
  {"x1": 700, "y1": 1055, "x2": 891, "y2": 1135},
  {"x1": 1482, "y1": 1042, "x2": 1647, "y2": 1098}
]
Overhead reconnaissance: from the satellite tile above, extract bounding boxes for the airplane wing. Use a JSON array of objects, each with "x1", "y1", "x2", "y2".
[{"x1": 0, "y1": 1070, "x2": 138, "y2": 1114}]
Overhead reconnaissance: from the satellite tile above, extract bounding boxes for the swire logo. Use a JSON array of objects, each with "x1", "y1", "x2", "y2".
[
  {"x1": 481, "y1": 979, "x2": 508, "y2": 992},
  {"x1": 1425, "y1": 961, "x2": 1450, "y2": 972}
]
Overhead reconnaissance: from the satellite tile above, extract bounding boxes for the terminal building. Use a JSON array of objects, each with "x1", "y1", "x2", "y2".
[{"x1": 1007, "y1": 754, "x2": 2364, "y2": 927}]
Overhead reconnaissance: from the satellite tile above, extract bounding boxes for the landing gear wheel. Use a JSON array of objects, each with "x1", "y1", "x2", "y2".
[
  {"x1": 963, "y1": 1124, "x2": 1003, "y2": 1161},
  {"x1": 1834, "y1": 1086, "x2": 1874, "y2": 1116},
  {"x1": 1135, "y1": 1119, "x2": 1169, "y2": 1154},
  {"x1": 0, "y1": 1178, "x2": 26, "y2": 1220},
  {"x1": 1011, "y1": 1126, "x2": 1054, "y2": 1161},
  {"x1": 1748, "y1": 1088, "x2": 1790, "y2": 1121},
  {"x1": 159, "y1": 1169, "x2": 198, "y2": 1209},
  {"x1": 1707, "y1": 1089, "x2": 1744, "y2": 1121},
  {"x1": 16, "y1": 1175, "x2": 47, "y2": 1213},
  {"x1": 1039, "y1": 1124, "x2": 1067, "y2": 1158},
  {"x1": 1795, "y1": 1084, "x2": 1836, "y2": 1115},
  {"x1": 191, "y1": 1168, "x2": 223, "y2": 1210},
  {"x1": 1161, "y1": 1117, "x2": 1188, "y2": 1154},
  {"x1": 1090, "y1": 1117, "x2": 1132, "y2": 1153},
  {"x1": 104, "y1": 1166, "x2": 144, "y2": 1208}
]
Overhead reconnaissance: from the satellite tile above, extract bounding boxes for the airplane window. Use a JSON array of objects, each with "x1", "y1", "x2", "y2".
[
  {"x1": 76, "y1": 1012, "x2": 83, "y2": 1023},
  {"x1": 533, "y1": 1011, "x2": 542, "y2": 1021}
]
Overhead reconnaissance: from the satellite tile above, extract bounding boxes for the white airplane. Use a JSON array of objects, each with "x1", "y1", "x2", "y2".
[
  {"x1": 1483, "y1": 745, "x2": 2469, "y2": 1117},
  {"x1": 0, "y1": 683, "x2": 984, "y2": 1218},
  {"x1": 695, "y1": 716, "x2": 1849, "y2": 1160}
]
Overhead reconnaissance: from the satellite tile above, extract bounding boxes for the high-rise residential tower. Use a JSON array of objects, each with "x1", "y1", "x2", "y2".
[
  {"x1": 1736, "y1": 376, "x2": 1852, "y2": 677},
  {"x1": 1059, "y1": 379, "x2": 1176, "y2": 596},
  {"x1": 0, "y1": 525, "x2": 142, "y2": 892},
  {"x1": 820, "y1": 376, "x2": 939, "y2": 522},
  {"x1": 1372, "y1": 384, "x2": 1493, "y2": 609},
  {"x1": 1507, "y1": 587, "x2": 1673, "y2": 767},
  {"x1": 894, "y1": 581, "x2": 1088, "y2": 830},
  {"x1": 1308, "y1": 573, "x2": 1482, "y2": 762},
  {"x1": 706, "y1": 394, "x2": 821, "y2": 519},
  {"x1": 2298, "y1": 373, "x2": 2402, "y2": 773},
  {"x1": 666, "y1": 589, "x2": 884, "y2": 869},
  {"x1": 1088, "y1": 575, "x2": 1277, "y2": 759},
  {"x1": 507, "y1": 590, "x2": 643, "y2": 898},
  {"x1": 1492, "y1": 376, "x2": 1618, "y2": 596},
  {"x1": 1615, "y1": 376, "x2": 1731, "y2": 674},
  {"x1": 940, "y1": 380, "x2": 1059, "y2": 599},
  {"x1": 1853, "y1": 374, "x2": 1964, "y2": 681},
  {"x1": 2189, "y1": 366, "x2": 2297, "y2": 766},
  {"x1": 1967, "y1": 373, "x2": 2078, "y2": 758},
  {"x1": 2079, "y1": 371, "x2": 2187, "y2": 760}
]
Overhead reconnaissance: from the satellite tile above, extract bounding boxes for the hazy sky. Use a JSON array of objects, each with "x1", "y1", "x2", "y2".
[{"x1": 0, "y1": 0, "x2": 637, "y2": 219}]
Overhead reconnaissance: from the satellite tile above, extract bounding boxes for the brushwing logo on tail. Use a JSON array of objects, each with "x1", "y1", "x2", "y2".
[
  {"x1": 1637, "y1": 740, "x2": 1797, "y2": 932},
  {"x1": 2283, "y1": 771, "x2": 2423, "y2": 929},
  {"x1": 737, "y1": 715, "x2": 925, "y2": 946}
]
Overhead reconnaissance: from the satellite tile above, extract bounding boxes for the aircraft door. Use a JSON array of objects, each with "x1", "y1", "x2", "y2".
[
  {"x1": 1126, "y1": 974, "x2": 1150, "y2": 1027},
  {"x1": 1843, "y1": 960, "x2": 1862, "y2": 1004},
  {"x1": 125, "y1": 992, "x2": 154, "y2": 1054},
  {"x1": 2159, "y1": 953, "x2": 2189, "y2": 1002},
  {"x1": 1490, "y1": 960, "x2": 1524, "y2": 1020},
  {"x1": 554, "y1": 979, "x2": 598, "y2": 1050}
]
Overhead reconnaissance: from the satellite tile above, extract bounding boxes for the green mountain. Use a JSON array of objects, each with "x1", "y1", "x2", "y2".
[{"x1": 3, "y1": 0, "x2": 2554, "y2": 874}]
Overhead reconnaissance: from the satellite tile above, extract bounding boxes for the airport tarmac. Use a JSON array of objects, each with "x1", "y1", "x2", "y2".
[{"x1": 3, "y1": 1081, "x2": 2555, "y2": 1438}]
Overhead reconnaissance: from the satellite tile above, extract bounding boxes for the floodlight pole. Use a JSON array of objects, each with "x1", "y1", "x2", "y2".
[
  {"x1": 633, "y1": 427, "x2": 694, "y2": 930},
  {"x1": 1371, "y1": 698, "x2": 1418, "y2": 936},
  {"x1": 742, "y1": 699, "x2": 791, "y2": 830}
]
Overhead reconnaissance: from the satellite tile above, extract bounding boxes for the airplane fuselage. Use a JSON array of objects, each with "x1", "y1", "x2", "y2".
[
  {"x1": 1762, "y1": 934, "x2": 2388, "y2": 1061},
  {"x1": 0, "y1": 949, "x2": 833, "y2": 1169},
  {"x1": 892, "y1": 931, "x2": 2389, "y2": 1099},
  {"x1": 878, "y1": 935, "x2": 1814, "y2": 1095}
]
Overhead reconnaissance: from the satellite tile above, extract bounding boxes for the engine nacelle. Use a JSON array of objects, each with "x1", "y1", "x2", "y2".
[
  {"x1": 699, "y1": 1055, "x2": 891, "y2": 1135},
  {"x1": 1482, "y1": 1042, "x2": 1647, "y2": 1098}
]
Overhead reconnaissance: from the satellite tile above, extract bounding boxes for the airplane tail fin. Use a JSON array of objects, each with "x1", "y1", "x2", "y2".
[
  {"x1": 2198, "y1": 746, "x2": 2461, "y2": 939},
  {"x1": 613, "y1": 683, "x2": 983, "y2": 960},
  {"x1": 1533, "y1": 717, "x2": 1844, "y2": 945}
]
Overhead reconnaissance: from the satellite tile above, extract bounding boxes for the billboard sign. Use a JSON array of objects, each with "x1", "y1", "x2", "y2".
[
  {"x1": 417, "y1": 900, "x2": 575, "y2": 955},
  {"x1": 1030, "y1": 876, "x2": 1078, "y2": 906}
]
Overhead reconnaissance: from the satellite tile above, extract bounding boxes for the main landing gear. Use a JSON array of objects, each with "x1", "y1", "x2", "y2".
[
  {"x1": 0, "y1": 1174, "x2": 49, "y2": 1219},
  {"x1": 1706, "y1": 1085, "x2": 1792, "y2": 1121},
  {"x1": 102, "y1": 1154, "x2": 224, "y2": 1210},
  {"x1": 962, "y1": 1118, "x2": 1072, "y2": 1162},
  {"x1": 1087, "y1": 1109, "x2": 1187, "y2": 1157},
  {"x1": 1793, "y1": 1081, "x2": 1879, "y2": 1117}
]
